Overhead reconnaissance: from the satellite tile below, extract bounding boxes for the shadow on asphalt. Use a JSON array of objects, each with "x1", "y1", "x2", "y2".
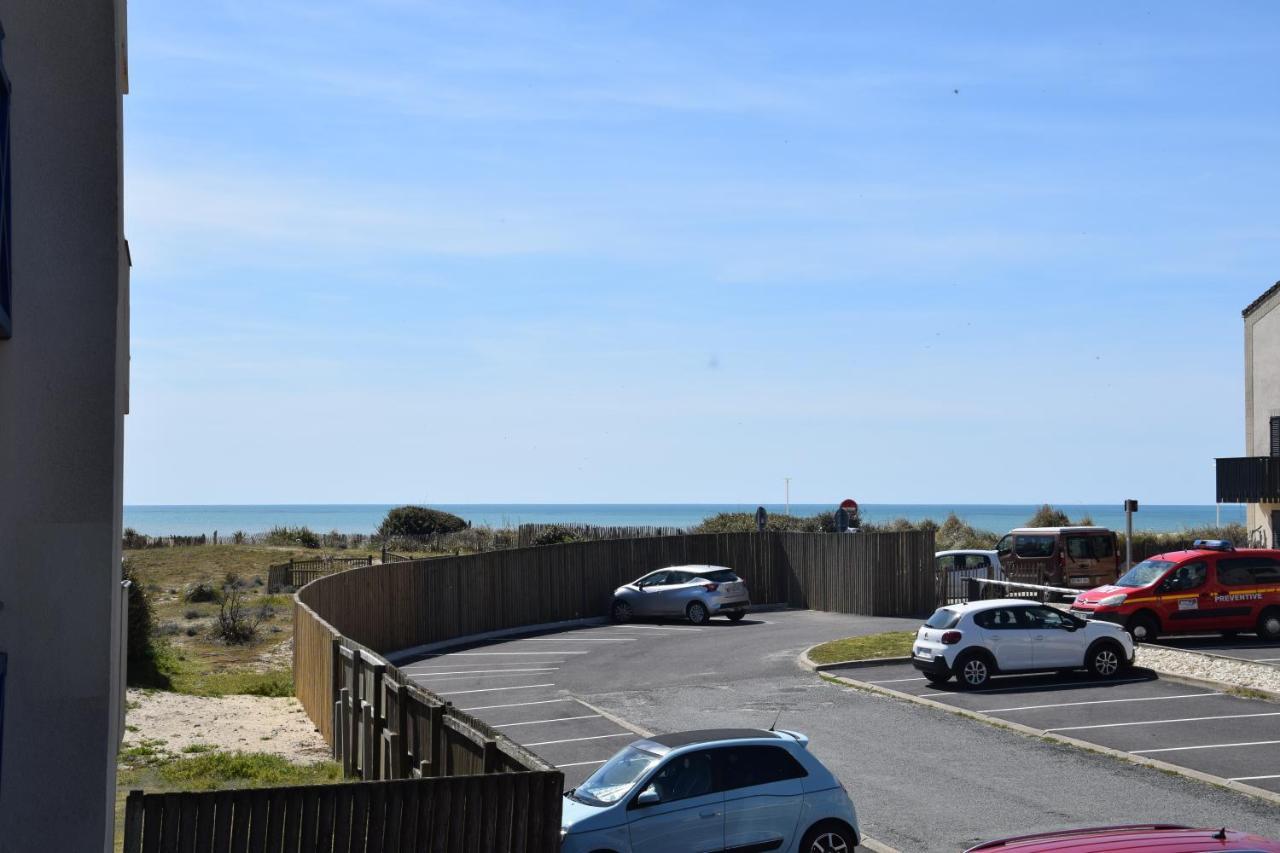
[{"x1": 917, "y1": 667, "x2": 1160, "y2": 695}]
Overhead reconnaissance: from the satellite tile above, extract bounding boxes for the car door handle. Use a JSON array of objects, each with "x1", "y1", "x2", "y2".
[{"x1": 699, "y1": 810, "x2": 718, "y2": 819}]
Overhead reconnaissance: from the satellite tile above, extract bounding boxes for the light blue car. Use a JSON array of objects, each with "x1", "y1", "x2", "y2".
[{"x1": 560, "y1": 728, "x2": 860, "y2": 853}]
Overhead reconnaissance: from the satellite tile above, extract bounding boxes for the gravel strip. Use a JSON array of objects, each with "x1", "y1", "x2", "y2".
[{"x1": 1136, "y1": 645, "x2": 1280, "y2": 695}]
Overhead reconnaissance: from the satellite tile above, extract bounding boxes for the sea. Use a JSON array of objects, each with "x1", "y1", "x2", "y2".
[{"x1": 122, "y1": 503, "x2": 1246, "y2": 537}]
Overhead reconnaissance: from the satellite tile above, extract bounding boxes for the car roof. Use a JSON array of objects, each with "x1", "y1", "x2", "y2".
[
  {"x1": 937, "y1": 598, "x2": 1043, "y2": 615},
  {"x1": 1146, "y1": 547, "x2": 1280, "y2": 561},
  {"x1": 936, "y1": 549, "x2": 998, "y2": 557},
  {"x1": 655, "y1": 564, "x2": 735, "y2": 573},
  {"x1": 1009, "y1": 527, "x2": 1111, "y2": 534},
  {"x1": 632, "y1": 729, "x2": 784, "y2": 755},
  {"x1": 965, "y1": 824, "x2": 1279, "y2": 852}
]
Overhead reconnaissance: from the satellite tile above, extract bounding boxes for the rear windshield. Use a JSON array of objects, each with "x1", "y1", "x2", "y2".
[
  {"x1": 925, "y1": 608, "x2": 961, "y2": 629},
  {"x1": 1014, "y1": 535, "x2": 1056, "y2": 558},
  {"x1": 1115, "y1": 559, "x2": 1173, "y2": 588},
  {"x1": 700, "y1": 569, "x2": 740, "y2": 583}
]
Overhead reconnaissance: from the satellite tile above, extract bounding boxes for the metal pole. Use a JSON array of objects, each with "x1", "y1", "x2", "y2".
[
  {"x1": 784, "y1": 478, "x2": 791, "y2": 516},
  {"x1": 1125, "y1": 502, "x2": 1133, "y2": 570}
]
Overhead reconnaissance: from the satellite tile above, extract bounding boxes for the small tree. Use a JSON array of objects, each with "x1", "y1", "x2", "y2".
[
  {"x1": 1026, "y1": 504, "x2": 1072, "y2": 527},
  {"x1": 377, "y1": 505, "x2": 467, "y2": 538},
  {"x1": 214, "y1": 587, "x2": 269, "y2": 645}
]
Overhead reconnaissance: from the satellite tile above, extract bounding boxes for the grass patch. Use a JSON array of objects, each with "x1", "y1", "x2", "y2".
[
  {"x1": 118, "y1": 750, "x2": 341, "y2": 797},
  {"x1": 807, "y1": 631, "x2": 915, "y2": 665}
]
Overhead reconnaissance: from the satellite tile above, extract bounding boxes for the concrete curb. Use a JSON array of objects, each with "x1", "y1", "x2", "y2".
[{"x1": 813, "y1": 660, "x2": 1280, "y2": 808}]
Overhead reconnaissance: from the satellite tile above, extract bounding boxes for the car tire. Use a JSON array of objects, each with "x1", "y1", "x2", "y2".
[
  {"x1": 800, "y1": 819, "x2": 857, "y2": 853},
  {"x1": 1086, "y1": 641, "x2": 1124, "y2": 678},
  {"x1": 727, "y1": 611, "x2": 746, "y2": 622},
  {"x1": 610, "y1": 599, "x2": 632, "y2": 623},
  {"x1": 686, "y1": 601, "x2": 710, "y2": 625},
  {"x1": 954, "y1": 651, "x2": 993, "y2": 690},
  {"x1": 1257, "y1": 607, "x2": 1280, "y2": 642},
  {"x1": 925, "y1": 672, "x2": 950, "y2": 686},
  {"x1": 1125, "y1": 611, "x2": 1160, "y2": 644}
]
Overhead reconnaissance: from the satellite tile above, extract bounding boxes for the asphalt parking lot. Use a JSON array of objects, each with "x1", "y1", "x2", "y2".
[
  {"x1": 844, "y1": 661, "x2": 1280, "y2": 795},
  {"x1": 395, "y1": 610, "x2": 1280, "y2": 851},
  {"x1": 398, "y1": 620, "x2": 746, "y2": 786},
  {"x1": 1152, "y1": 633, "x2": 1280, "y2": 668}
]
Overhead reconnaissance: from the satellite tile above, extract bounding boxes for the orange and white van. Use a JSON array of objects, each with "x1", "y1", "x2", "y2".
[{"x1": 1070, "y1": 540, "x2": 1280, "y2": 643}]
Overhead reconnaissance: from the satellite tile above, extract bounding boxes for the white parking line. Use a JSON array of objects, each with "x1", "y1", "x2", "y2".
[
  {"x1": 419, "y1": 651, "x2": 591, "y2": 657},
  {"x1": 1254, "y1": 657, "x2": 1280, "y2": 662},
  {"x1": 410, "y1": 672, "x2": 560, "y2": 683},
  {"x1": 434, "y1": 683, "x2": 555, "y2": 696},
  {"x1": 865, "y1": 677, "x2": 928, "y2": 685},
  {"x1": 610, "y1": 625, "x2": 703, "y2": 632},
  {"x1": 514, "y1": 638, "x2": 637, "y2": 642},
  {"x1": 494, "y1": 715, "x2": 601, "y2": 728},
  {"x1": 404, "y1": 661, "x2": 565, "y2": 669},
  {"x1": 526, "y1": 733, "x2": 635, "y2": 747},
  {"x1": 1231, "y1": 774, "x2": 1280, "y2": 781},
  {"x1": 402, "y1": 668, "x2": 560, "y2": 676},
  {"x1": 1045, "y1": 711, "x2": 1280, "y2": 733},
  {"x1": 558, "y1": 759, "x2": 608, "y2": 768},
  {"x1": 460, "y1": 698, "x2": 574, "y2": 712},
  {"x1": 987, "y1": 692, "x2": 1221, "y2": 713},
  {"x1": 920, "y1": 677, "x2": 1150, "y2": 698},
  {"x1": 1133, "y1": 739, "x2": 1280, "y2": 755}
]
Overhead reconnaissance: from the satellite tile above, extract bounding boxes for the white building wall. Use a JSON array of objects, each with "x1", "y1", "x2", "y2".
[
  {"x1": 1244, "y1": 288, "x2": 1280, "y2": 540},
  {"x1": 0, "y1": 2, "x2": 128, "y2": 851}
]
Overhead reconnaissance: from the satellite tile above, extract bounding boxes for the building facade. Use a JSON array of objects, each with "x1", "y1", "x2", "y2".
[
  {"x1": 1217, "y1": 283, "x2": 1280, "y2": 546},
  {"x1": 0, "y1": 2, "x2": 129, "y2": 850}
]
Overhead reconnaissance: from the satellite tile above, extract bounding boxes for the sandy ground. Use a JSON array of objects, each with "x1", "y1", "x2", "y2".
[{"x1": 124, "y1": 688, "x2": 330, "y2": 764}]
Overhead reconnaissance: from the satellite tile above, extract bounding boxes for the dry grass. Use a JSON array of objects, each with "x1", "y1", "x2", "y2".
[{"x1": 807, "y1": 631, "x2": 916, "y2": 665}]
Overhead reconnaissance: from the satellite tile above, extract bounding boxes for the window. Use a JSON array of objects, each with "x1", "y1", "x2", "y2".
[
  {"x1": 638, "y1": 750, "x2": 715, "y2": 805},
  {"x1": 925, "y1": 608, "x2": 961, "y2": 629},
  {"x1": 936, "y1": 555, "x2": 958, "y2": 572},
  {"x1": 1014, "y1": 535, "x2": 1056, "y2": 558},
  {"x1": 668, "y1": 571, "x2": 693, "y2": 584},
  {"x1": 576, "y1": 746, "x2": 661, "y2": 805},
  {"x1": 995, "y1": 535, "x2": 1013, "y2": 556},
  {"x1": 1217, "y1": 557, "x2": 1280, "y2": 586},
  {"x1": 717, "y1": 746, "x2": 807, "y2": 791},
  {"x1": 640, "y1": 571, "x2": 670, "y2": 586},
  {"x1": 1090, "y1": 536, "x2": 1115, "y2": 559},
  {"x1": 975, "y1": 608, "x2": 1025, "y2": 630},
  {"x1": 1158, "y1": 561, "x2": 1206, "y2": 593},
  {"x1": 700, "y1": 569, "x2": 739, "y2": 583},
  {"x1": 1116, "y1": 559, "x2": 1174, "y2": 588},
  {"x1": 961, "y1": 554, "x2": 991, "y2": 570},
  {"x1": 1066, "y1": 536, "x2": 1091, "y2": 560},
  {"x1": 0, "y1": 27, "x2": 10, "y2": 340},
  {"x1": 1023, "y1": 606, "x2": 1074, "y2": 629}
]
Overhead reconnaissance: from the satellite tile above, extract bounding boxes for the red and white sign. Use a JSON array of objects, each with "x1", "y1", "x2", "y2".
[{"x1": 839, "y1": 498, "x2": 858, "y2": 512}]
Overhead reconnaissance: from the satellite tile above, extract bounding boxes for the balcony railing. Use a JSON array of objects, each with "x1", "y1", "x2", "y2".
[{"x1": 1216, "y1": 456, "x2": 1280, "y2": 503}]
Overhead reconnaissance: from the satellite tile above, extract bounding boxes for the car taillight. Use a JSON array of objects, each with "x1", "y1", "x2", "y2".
[
  {"x1": 941, "y1": 631, "x2": 962, "y2": 645},
  {"x1": 702, "y1": 583, "x2": 719, "y2": 592}
]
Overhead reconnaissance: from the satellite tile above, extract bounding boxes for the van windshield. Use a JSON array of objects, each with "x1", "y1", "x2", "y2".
[
  {"x1": 1014, "y1": 535, "x2": 1056, "y2": 558},
  {"x1": 1114, "y1": 560, "x2": 1174, "y2": 588}
]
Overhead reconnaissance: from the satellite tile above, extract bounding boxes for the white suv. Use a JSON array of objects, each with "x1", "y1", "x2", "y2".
[{"x1": 912, "y1": 599, "x2": 1135, "y2": 689}]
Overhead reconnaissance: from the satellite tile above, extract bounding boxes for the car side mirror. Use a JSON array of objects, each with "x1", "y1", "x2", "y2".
[{"x1": 636, "y1": 787, "x2": 659, "y2": 807}]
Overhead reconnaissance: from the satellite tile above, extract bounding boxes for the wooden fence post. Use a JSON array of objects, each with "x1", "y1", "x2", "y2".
[{"x1": 121, "y1": 790, "x2": 144, "y2": 853}]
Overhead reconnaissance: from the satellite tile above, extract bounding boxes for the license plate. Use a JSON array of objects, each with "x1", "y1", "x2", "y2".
[
  {"x1": 914, "y1": 649, "x2": 932, "y2": 660},
  {"x1": 1069, "y1": 576, "x2": 1090, "y2": 585}
]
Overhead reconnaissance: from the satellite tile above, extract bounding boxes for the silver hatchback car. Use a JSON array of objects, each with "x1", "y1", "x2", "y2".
[{"x1": 610, "y1": 565, "x2": 750, "y2": 625}]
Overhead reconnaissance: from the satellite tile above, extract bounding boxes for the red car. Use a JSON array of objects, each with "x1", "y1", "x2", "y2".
[
  {"x1": 965, "y1": 824, "x2": 1280, "y2": 852},
  {"x1": 1070, "y1": 540, "x2": 1280, "y2": 643}
]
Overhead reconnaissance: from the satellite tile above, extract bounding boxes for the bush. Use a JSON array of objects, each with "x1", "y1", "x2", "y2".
[
  {"x1": 232, "y1": 530, "x2": 247, "y2": 544},
  {"x1": 183, "y1": 582, "x2": 220, "y2": 603},
  {"x1": 1026, "y1": 504, "x2": 1072, "y2": 527},
  {"x1": 935, "y1": 513, "x2": 999, "y2": 551},
  {"x1": 124, "y1": 561, "x2": 160, "y2": 673},
  {"x1": 122, "y1": 528, "x2": 148, "y2": 550},
  {"x1": 262, "y1": 525, "x2": 320, "y2": 548},
  {"x1": 692, "y1": 511, "x2": 845, "y2": 534},
  {"x1": 214, "y1": 588, "x2": 268, "y2": 645},
  {"x1": 184, "y1": 609, "x2": 202, "y2": 620},
  {"x1": 532, "y1": 525, "x2": 579, "y2": 546},
  {"x1": 377, "y1": 506, "x2": 467, "y2": 538}
]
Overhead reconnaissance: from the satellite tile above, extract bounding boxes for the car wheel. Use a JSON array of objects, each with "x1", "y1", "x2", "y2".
[
  {"x1": 1257, "y1": 608, "x2": 1280, "y2": 642},
  {"x1": 686, "y1": 601, "x2": 710, "y2": 625},
  {"x1": 610, "y1": 599, "x2": 632, "y2": 623},
  {"x1": 801, "y1": 820, "x2": 856, "y2": 853},
  {"x1": 925, "y1": 672, "x2": 950, "y2": 686},
  {"x1": 727, "y1": 611, "x2": 746, "y2": 622},
  {"x1": 1086, "y1": 642, "x2": 1123, "y2": 678},
  {"x1": 1126, "y1": 612, "x2": 1159, "y2": 644},
  {"x1": 955, "y1": 652, "x2": 992, "y2": 689}
]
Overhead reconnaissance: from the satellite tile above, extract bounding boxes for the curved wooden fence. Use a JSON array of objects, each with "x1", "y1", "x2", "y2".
[{"x1": 294, "y1": 530, "x2": 935, "y2": 743}]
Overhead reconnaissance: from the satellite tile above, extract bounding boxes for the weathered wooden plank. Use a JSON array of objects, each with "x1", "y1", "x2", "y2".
[{"x1": 122, "y1": 790, "x2": 145, "y2": 853}]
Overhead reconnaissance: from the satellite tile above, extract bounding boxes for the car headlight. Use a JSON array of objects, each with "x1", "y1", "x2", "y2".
[
  {"x1": 560, "y1": 827, "x2": 568, "y2": 841},
  {"x1": 1098, "y1": 593, "x2": 1127, "y2": 607}
]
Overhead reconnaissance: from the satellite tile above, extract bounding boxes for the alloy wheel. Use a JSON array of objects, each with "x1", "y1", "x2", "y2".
[
  {"x1": 1263, "y1": 615, "x2": 1280, "y2": 639},
  {"x1": 611, "y1": 601, "x2": 632, "y2": 623},
  {"x1": 809, "y1": 832, "x2": 850, "y2": 853},
  {"x1": 1094, "y1": 649, "x2": 1119, "y2": 676},
  {"x1": 962, "y1": 659, "x2": 988, "y2": 686},
  {"x1": 687, "y1": 602, "x2": 708, "y2": 625}
]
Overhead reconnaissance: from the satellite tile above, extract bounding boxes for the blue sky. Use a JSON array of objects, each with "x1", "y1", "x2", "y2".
[{"x1": 125, "y1": 1, "x2": 1280, "y2": 505}]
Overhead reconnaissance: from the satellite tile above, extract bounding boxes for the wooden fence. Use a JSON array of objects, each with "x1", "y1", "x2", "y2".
[
  {"x1": 294, "y1": 531, "x2": 935, "y2": 739},
  {"x1": 121, "y1": 772, "x2": 563, "y2": 853},
  {"x1": 269, "y1": 556, "x2": 375, "y2": 591}
]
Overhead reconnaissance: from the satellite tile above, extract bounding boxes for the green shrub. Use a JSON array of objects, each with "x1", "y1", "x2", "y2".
[
  {"x1": 1026, "y1": 504, "x2": 1072, "y2": 527},
  {"x1": 183, "y1": 582, "x2": 220, "y2": 603},
  {"x1": 262, "y1": 525, "x2": 320, "y2": 548},
  {"x1": 935, "y1": 513, "x2": 999, "y2": 550},
  {"x1": 532, "y1": 525, "x2": 579, "y2": 546},
  {"x1": 692, "y1": 511, "x2": 844, "y2": 534},
  {"x1": 154, "y1": 751, "x2": 341, "y2": 790},
  {"x1": 377, "y1": 506, "x2": 467, "y2": 538}
]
